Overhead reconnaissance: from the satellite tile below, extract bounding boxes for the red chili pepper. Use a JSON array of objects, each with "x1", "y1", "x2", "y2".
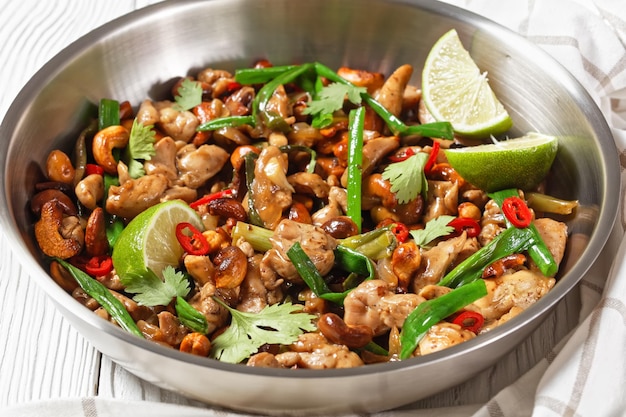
[
  {"x1": 423, "y1": 141, "x2": 440, "y2": 174},
  {"x1": 448, "y1": 217, "x2": 481, "y2": 238},
  {"x1": 391, "y1": 222, "x2": 410, "y2": 243},
  {"x1": 176, "y1": 222, "x2": 210, "y2": 255},
  {"x1": 189, "y1": 189, "x2": 234, "y2": 209},
  {"x1": 85, "y1": 164, "x2": 104, "y2": 176},
  {"x1": 451, "y1": 310, "x2": 484, "y2": 334},
  {"x1": 502, "y1": 196, "x2": 532, "y2": 228},
  {"x1": 226, "y1": 81, "x2": 242, "y2": 93},
  {"x1": 84, "y1": 255, "x2": 113, "y2": 277},
  {"x1": 388, "y1": 147, "x2": 415, "y2": 163}
]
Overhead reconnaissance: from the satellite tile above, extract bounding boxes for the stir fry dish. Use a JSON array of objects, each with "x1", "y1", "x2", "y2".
[{"x1": 31, "y1": 31, "x2": 578, "y2": 368}]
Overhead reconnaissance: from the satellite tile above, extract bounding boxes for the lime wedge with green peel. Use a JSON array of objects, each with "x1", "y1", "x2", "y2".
[
  {"x1": 444, "y1": 132, "x2": 558, "y2": 192},
  {"x1": 112, "y1": 200, "x2": 204, "y2": 281},
  {"x1": 422, "y1": 29, "x2": 513, "y2": 138}
]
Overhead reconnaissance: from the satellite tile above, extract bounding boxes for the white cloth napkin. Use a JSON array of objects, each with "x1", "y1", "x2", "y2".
[{"x1": 4, "y1": 0, "x2": 626, "y2": 416}]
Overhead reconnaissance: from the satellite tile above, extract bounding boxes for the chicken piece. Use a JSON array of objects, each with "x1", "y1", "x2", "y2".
[
  {"x1": 157, "y1": 311, "x2": 189, "y2": 347},
  {"x1": 176, "y1": 143, "x2": 229, "y2": 189},
  {"x1": 188, "y1": 281, "x2": 230, "y2": 335},
  {"x1": 479, "y1": 199, "x2": 506, "y2": 245},
  {"x1": 184, "y1": 254, "x2": 215, "y2": 287},
  {"x1": 155, "y1": 101, "x2": 199, "y2": 143},
  {"x1": 237, "y1": 254, "x2": 283, "y2": 313},
  {"x1": 415, "y1": 322, "x2": 476, "y2": 356},
  {"x1": 135, "y1": 99, "x2": 160, "y2": 126},
  {"x1": 374, "y1": 64, "x2": 413, "y2": 118},
  {"x1": 144, "y1": 136, "x2": 178, "y2": 182},
  {"x1": 411, "y1": 233, "x2": 467, "y2": 292},
  {"x1": 278, "y1": 333, "x2": 363, "y2": 369},
  {"x1": 162, "y1": 185, "x2": 197, "y2": 203},
  {"x1": 264, "y1": 84, "x2": 292, "y2": 124},
  {"x1": 250, "y1": 145, "x2": 294, "y2": 230},
  {"x1": 531, "y1": 218, "x2": 568, "y2": 271},
  {"x1": 340, "y1": 136, "x2": 400, "y2": 187},
  {"x1": 106, "y1": 169, "x2": 169, "y2": 219},
  {"x1": 311, "y1": 186, "x2": 348, "y2": 226},
  {"x1": 260, "y1": 219, "x2": 337, "y2": 286},
  {"x1": 287, "y1": 172, "x2": 330, "y2": 199},
  {"x1": 422, "y1": 180, "x2": 459, "y2": 223},
  {"x1": 196, "y1": 68, "x2": 235, "y2": 99},
  {"x1": 480, "y1": 306, "x2": 524, "y2": 333},
  {"x1": 471, "y1": 270, "x2": 556, "y2": 321},
  {"x1": 343, "y1": 280, "x2": 425, "y2": 336}
]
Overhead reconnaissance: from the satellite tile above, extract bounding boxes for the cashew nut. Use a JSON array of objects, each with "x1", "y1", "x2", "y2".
[
  {"x1": 34, "y1": 200, "x2": 84, "y2": 259},
  {"x1": 46, "y1": 150, "x2": 75, "y2": 184},
  {"x1": 317, "y1": 312, "x2": 374, "y2": 349},
  {"x1": 391, "y1": 241, "x2": 421, "y2": 292},
  {"x1": 214, "y1": 245, "x2": 248, "y2": 289},
  {"x1": 75, "y1": 174, "x2": 104, "y2": 210},
  {"x1": 30, "y1": 188, "x2": 77, "y2": 216},
  {"x1": 92, "y1": 125, "x2": 130, "y2": 175},
  {"x1": 85, "y1": 207, "x2": 109, "y2": 257}
]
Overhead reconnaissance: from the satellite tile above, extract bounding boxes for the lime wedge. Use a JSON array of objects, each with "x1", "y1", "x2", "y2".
[
  {"x1": 444, "y1": 132, "x2": 558, "y2": 192},
  {"x1": 112, "y1": 200, "x2": 204, "y2": 281},
  {"x1": 422, "y1": 29, "x2": 513, "y2": 138}
]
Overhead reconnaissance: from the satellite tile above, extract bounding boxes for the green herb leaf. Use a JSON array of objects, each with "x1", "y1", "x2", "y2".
[
  {"x1": 302, "y1": 82, "x2": 366, "y2": 117},
  {"x1": 210, "y1": 299, "x2": 317, "y2": 364},
  {"x1": 124, "y1": 119, "x2": 156, "y2": 179},
  {"x1": 173, "y1": 78, "x2": 203, "y2": 111},
  {"x1": 122, "y1": 266, "x2": 190, "y2": 307},
  {"x1": 410, "y1": 215, "x2": 456, "y2": 247},
  {"x1": 381, "y1": 153, "x2": 429, "y2": 204}
]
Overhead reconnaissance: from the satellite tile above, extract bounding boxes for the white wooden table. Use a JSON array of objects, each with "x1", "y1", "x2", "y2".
[{"x1": 0, "y1": 0, "x2": 582, "y2": 413}]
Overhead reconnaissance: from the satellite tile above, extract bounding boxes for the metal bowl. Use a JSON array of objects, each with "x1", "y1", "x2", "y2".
[{"x1": 0, "y1": 0, "x2": 619, "y2": 414}]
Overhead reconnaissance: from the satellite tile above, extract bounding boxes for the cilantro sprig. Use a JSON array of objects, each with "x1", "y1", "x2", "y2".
[
  {"x1": 173, "y1": 78, "x2": 203, "y2": 111},
  {"x1": 121, "y1": 266, "x2": 208, "y2": 334},
  {"x1": 210, "y1": 299, "x2": 317, "y2": 363},
  {"x1": 123, "y1": 119, "x2": 156, "y2": 179},
  {"x1": 302, "y1": 82, "x2": 366, "y2": 128},
  {"x1": 381, "y1": 153, "x2": 429, "y2": 204},
  {"x1": 410, "y1": 215, "x2": 455, "y2": 247}
]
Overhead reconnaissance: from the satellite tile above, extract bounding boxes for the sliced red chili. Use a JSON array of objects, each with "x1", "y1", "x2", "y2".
[
  {"x1": 423, "y1": 141, "x2": 440, "y2": 174},
  {"x1": 391, "y1": 222, "x2": 410, "y2": 243},
  {"x1": 85, "y1": 163, "x2": 104, "y2": 176},
  {"x1": 388, "y1": 147, "x2": 415, "y2": 163},
  {"x1": 176, "y1": 222, "x2": 210, "y2": 255},
  {"x1": 226, "y1": 81, "x2": 242, "y2": 93},
  {"x1": 502, "y1": 196, "x2": 532, "y2": 228},
  {"x1": 451, "y1": 310, "x2": 484, "y2": 334},
  {"x1": 448, "y1": 217, "x2": 481, "y2": 238},
  {"x1": 85, "y1": 255, "x2": 113, "y2": 277},
  {"x1": 189, "y1": 189, "x2": 234, "y2": 209}
]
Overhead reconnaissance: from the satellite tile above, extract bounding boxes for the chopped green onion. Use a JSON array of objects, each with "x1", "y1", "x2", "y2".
[
  {"x1": 347, "y1": 107, "x2": 365, "y2": 232},
  {"x1": 235, "y1": 65, "x2": 300, "y2": 85},
  {"x1": 175, "y1": 296, "x2": 209, "y2": 334},
  {"x1": 400, "y1": 279, "x2": 487, "y2": 359},
  {"x1": 489, "y1": 189, "x2": 558, "y2": 277},
  {"x1": 231, "y1": 221, "x2": 273, "y2": 252},
  {"x1": 98, "y1": 98, "x2": 120, "y2": 130},
  {"x1": 56, "y1": 258, "x2": 143, "y2": 338},
  {"x1": 196, "y1": 115, "x2": 255, "y2": 131}
]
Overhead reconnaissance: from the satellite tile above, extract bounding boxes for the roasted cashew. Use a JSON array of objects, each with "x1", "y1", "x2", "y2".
[
  {"x1": 30, "y1": 188, "x2": 77, "y2": 216},
  {"x1": 46, "y1": 149, "x2": 75, "y2": 184},
  {"x1": 375, "y1": 64, "x2": 413, "y2": 118},
  {"x1": 85, "y1": 207, "x2": 109, "y2": 257},
  {"x1": 34, "y1": 200, "x2": 84, "y2": 259},
  {"x1": 362, "y1": 173, "x2": 396, "y2": 209},
  {"x1": 92, "y1": 125, "x2": 130, "y2": 175},
  {"x1": 75, "y1": 174, "x2": 104, "y2": 210},
  {"x1": 317, "y1": 312, "x2": 374, "y2": 349}
]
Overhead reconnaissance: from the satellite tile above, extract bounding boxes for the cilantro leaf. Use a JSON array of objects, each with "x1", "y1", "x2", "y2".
[
  {"x1": 210, "y1": 300, "x2": 317, "y2": 364},
  {"x1": 381, "y1": 153, "x2": 429, "y2": 204},
  {"x1": 124, "y1": 119, "x2": 156, "y2": 179},
  {"x1": 122, "y1": 266, "x2": 190, "y2": 307},
  {"x1": 173, "y1": 78, "x2": 203, "y2": 111},
  {"x1": 410, "y1": 215, "x2": 456, "y2": 247},
  {"x1": 302, "y1": 82, "x2": 366, "y2": 120}
]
